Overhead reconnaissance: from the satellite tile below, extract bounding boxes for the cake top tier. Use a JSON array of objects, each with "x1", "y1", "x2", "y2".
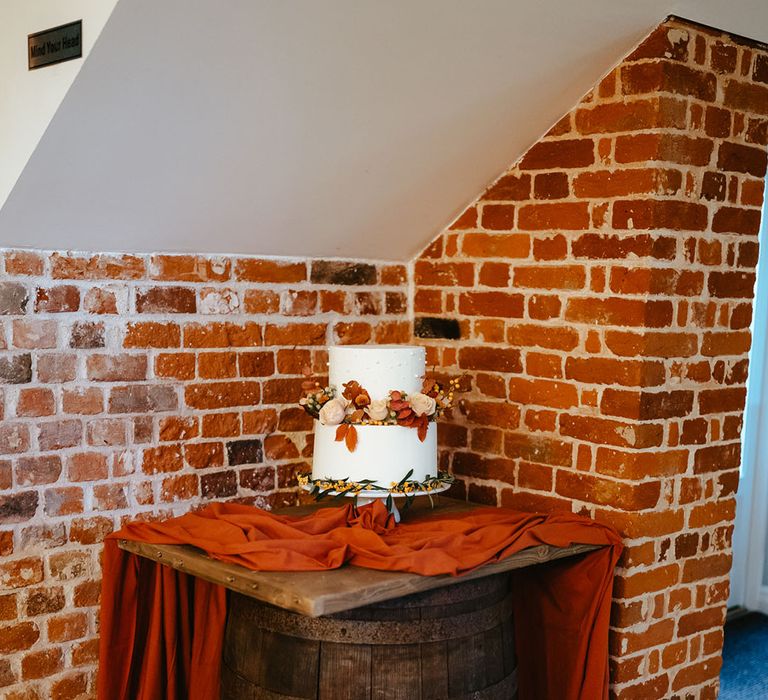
[{"x1": 328, "y1": 345, "x2": 425, "y2": 399}]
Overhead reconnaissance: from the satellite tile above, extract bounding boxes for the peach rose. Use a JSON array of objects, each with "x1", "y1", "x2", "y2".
[
  {"x1": 410, "y1": 392, "x2": 436, "y2": 417},
  {"x1": 365, "y1": 399, "x2": 389, "y2": 421},
  {"x1": 318, "y1": 398, "x2": 348, "y2": 425}
]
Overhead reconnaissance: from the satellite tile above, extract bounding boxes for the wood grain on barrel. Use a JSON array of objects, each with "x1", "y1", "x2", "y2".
[
  {"x1": 319, "y1": 642, "x2": 372, "y2": 699},
  {"x1": 222, "y1": 573, "x2": 519, "y2": 699},
  {"x1": 420, "y1": 641, "x2": 449, "y2": 699}
]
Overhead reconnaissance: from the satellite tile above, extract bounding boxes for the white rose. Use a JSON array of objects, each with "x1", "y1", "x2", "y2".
[
  {"x1": 318, "y1": 398, "x2": 347, "y2": 425},
  {"x1": 410, "y1": 392, "x2": 436, "y2": 417},
  {"x1": 366, "y1": 399, "x2": 389, "y2": 421}
]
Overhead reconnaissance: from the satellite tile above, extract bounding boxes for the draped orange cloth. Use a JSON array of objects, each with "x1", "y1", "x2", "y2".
[{"x1": 98, "y1": 501, "x2": 622, "y2": 700}]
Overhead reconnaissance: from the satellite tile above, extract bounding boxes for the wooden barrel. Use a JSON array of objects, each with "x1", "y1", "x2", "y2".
[{"x1": 221, "y1": 573, "x2": 518, "y2": 699}]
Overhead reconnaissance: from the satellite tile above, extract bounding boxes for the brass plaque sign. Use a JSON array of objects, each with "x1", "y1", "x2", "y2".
[{"x1": 28, "y1": 21, "x2": 82, "y2": 70}]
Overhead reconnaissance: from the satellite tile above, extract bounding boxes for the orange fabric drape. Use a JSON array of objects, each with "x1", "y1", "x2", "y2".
[{"x1": 98, "y1": 501, "x2": 622, "y2": 700}]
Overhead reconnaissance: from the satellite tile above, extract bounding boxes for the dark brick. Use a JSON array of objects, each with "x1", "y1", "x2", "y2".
[
  {"x1": 70, "y1": 322, "x2": 105, "y2": 349},
  {"x1": 227, "y1": 439, "x2": 263, "y2": 466},
  {"x1": 482, "y1": 173, "x2": 531, "y2": 201},
  {"x1": 704, "y1": 107, "x2": 730, "y2": 138},
  {"x1": 562, "y1": 227, "x2": 645, "y2": 265},
  {"x1": 738, "y1": 242, "x2": 760, "y2": 269},
  {"x1": 310, "y1": 261, "x2": 377, "y2": 285},
  {"x1": 621, "y1": 62, "x2": 716, "y2": 101},
  {"x1": 239, "y1": 466, "x2": 276, "y2": 492},
  {"x1": 626, "y1": 25, "x2": 689, "y2": 62},
  {"x1": 453, "y1": 452, "x2": 514, "y2": 481},
  {"x1": 615, "y1": 133, "x2": 713, "y2": 166},
  {"x1": 712, "y1": 207, "x2": 762, "y2": 236},
  {"x1": 601, "y1": 389, "x2": 694, "y2": 420},
  {"x1": 239, "y1": 352, "x2": 275, "y2": 377},
  {"x1": 534, "y1": 172, "x2": 569, "y2": 199},
  {"x1": 708, "y1": 271, "x2": 756, "y2": 299},
  {"x1": 414, "y1": 317, "x2": 461, "y2": 340},
  {"x1": 519, "y1": 139, "x2": 595, "y2": 170},
  {"x1": 385, "y1": 292, "x2": 407, "y2": 314},
  {"x1": 134, "y1": 416, "x2": 154, "y2": 443},
  {"x1": 723, "y1": 80, "x2": 768, "y2": 117},
  {"x1": 675, "y1": 533, "x2": 699, "y2": 559},
  {"x1": 136, "y1": 287, "x2": 197, "y2": 314},
  {"x1": 0, "y1": 354, "x2": 32, "y2": 384},
  {"x1": 480, "y1": 203, "x2": 516, "y2": 230},
  {"x1": 700, "y1": 172, "x2": 727, "y2": 201},
  {"x1": 717, "y1": 142, "x2": 768, "y2": 178},
  {"x1": 747, "y1": 118, "x2": 768, "y2": 147},
  {"x1": 612, "y1": 200, "x2": 708, "y2": 231},
  {"x1": 694, "y1": 443, "x2": 742, "y2": 474},
  {"x1": 201, "y1": 471, "x2": 237, "y2": 498},
  {"x1": 754, "y1": 54, "x2": 768, "y2": 84},
  {"x1": 699, "y1": 387, "x2": 747, "y2": 415},
  {"x1": 711, "y1": 42, "x2": 738, "y2": 74},
  {"x1": 0, "y1": 283, "x2": 28, "y2": 315},
  {"x1": 0, "y1": 491, "x2": 38, "y2": 524}
]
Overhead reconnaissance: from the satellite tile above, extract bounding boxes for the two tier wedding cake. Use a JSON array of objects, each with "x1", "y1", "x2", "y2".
[{"x1": 299, "y1": 345, "x2": 456, "y2": 495}]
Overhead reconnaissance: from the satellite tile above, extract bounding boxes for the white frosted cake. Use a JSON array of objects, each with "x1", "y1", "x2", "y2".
[{"x1": 310, "y1": 345, "x2": 438, "y2": 486}]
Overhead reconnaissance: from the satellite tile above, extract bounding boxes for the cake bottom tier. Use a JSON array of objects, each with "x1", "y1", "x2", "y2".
[{"x1": 311, "y1": 422, "x2": 437, "y2": 485}]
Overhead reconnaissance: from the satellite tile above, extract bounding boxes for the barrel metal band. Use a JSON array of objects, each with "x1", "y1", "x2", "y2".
[{"x1": 238, "y1": 594, "x2": 514, "y2": 644}]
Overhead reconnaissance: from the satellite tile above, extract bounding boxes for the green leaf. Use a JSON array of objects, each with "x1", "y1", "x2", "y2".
[
  {"x1": 402, "y1": 494, "x2": 414, "y2": 514},
  {"x1": 385, "y1": 494, "x2": 393, "y2": 512},
  {"x1": 397, "y1": 469, "x2": 414, "y2": 488}
]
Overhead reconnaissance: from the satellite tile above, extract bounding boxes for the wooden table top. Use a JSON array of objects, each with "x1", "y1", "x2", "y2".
[{"x1": 117, "y1": 497, "x2": 599, "y2": 617}]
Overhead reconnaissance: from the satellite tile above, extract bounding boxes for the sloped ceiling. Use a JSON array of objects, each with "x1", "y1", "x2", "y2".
[{"x1": 1, "y1": 0, "x2": 767, "y2": 261}]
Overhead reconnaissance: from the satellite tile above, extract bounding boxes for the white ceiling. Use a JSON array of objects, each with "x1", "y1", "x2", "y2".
[{"x1": 1, "y1": 1, "x2": 767, "y2": 261}]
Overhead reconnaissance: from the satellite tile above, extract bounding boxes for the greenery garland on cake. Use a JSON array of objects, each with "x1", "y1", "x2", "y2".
[
  {"x1": 299, "y1": 377, "x2": 460, "y2": 452},
  {"x1": 297, "y1": 469, "x2": 454, "y2": 511}
]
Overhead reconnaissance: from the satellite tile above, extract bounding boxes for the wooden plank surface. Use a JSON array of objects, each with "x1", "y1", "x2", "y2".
[{"x1": 117, "y1": 497, "x2": 601, "y2": 617}]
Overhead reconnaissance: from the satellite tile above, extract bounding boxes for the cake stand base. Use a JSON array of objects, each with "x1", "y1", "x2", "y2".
[{"x1": 301, "y1": 482, "x2": 452, "y2": 523}]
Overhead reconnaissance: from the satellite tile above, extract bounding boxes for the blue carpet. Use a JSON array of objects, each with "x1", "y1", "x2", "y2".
[{"x1": 720, "y1": 612, "x2": 768, "y2": 699}]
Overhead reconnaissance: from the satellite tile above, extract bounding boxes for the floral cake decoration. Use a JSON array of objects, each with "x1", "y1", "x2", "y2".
[{"x1": 299, "y1": 376, "x2": 461, "y2": 452}]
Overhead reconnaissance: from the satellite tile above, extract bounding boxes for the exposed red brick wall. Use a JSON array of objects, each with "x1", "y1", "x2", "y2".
[
  {"x1": 2, "y1": 16, "x2": 767, "y2": 700},
  {"x1": 0, "y1": 250, "x2": 407, "y2": 697},
  {"x1": 413, "y1": 18, "x2": 767, "y2": 699}
]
